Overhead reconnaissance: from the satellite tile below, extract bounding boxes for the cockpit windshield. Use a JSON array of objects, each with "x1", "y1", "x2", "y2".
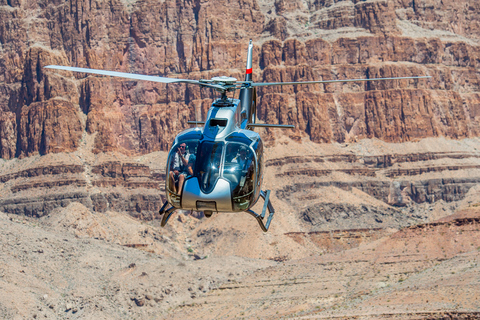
[{"x1": 194, "y1": 141, "x2": 224, "y2": 194}]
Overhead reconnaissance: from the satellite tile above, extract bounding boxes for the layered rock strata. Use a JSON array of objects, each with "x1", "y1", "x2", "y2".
[
  {"x1": 0, "y1": 155, "x2": 165, "y2": 220},
  {"x1": 1, "y1": 137, "x2": 478, "y2": 229},
  {"x1": 1, "y1": 0, "x2": 480, "y2": 223}
]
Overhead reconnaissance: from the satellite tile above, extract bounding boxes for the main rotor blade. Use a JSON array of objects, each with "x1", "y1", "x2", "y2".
[
  {"x1": 251, "y1": 76, "x2": 431, "y2": 87},
  {"x1": 44, "y1": 65, "x2": 224, "y2": 90}
]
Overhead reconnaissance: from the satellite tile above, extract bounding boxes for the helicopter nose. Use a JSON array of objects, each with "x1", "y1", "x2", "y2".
[{"x1": 181, "y1": 177, "x2": 232, "y2": 212}]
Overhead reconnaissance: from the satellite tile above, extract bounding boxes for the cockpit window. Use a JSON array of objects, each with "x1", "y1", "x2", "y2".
[
  {"x1": 223, "y1": 142, "x2": 256, "y2": 210},
  {"x1": 194, "y1": 141, "x2": 224, "y2": 194}
]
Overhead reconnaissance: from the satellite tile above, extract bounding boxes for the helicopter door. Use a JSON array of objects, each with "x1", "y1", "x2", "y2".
[
  {"x1": 166, "y1": 140, "x2": 199, "y2": 207},
  {"x1": 222, "y1": 142, "x2": 256, "y2": 211}
]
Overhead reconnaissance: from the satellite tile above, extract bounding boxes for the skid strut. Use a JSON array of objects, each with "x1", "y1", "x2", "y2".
[
  {"x1": 159, "y1": 191, "x2": 275, "y2": 232},
  {"x1": 159, "y1": 201, "x2": 177, "y2": 227},
  {"x1": 246, "y1": 190, "x2": 275, "y2": 232},
  {"x1": 158, "y1": 201, "x2": 169, "y2": 215}
]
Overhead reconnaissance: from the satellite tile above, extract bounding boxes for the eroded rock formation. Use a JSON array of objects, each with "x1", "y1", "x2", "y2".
[{"x1": 0, "y1": 0, "x2": 480, "y2": 159}]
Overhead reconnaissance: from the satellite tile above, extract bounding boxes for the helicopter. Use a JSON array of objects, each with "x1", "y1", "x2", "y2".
[{"x1": 45, "y1": 40, "x2": 430, "y2": 232}]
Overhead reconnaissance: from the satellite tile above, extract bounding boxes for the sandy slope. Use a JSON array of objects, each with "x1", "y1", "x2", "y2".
[
  {"x1": 0, "y1": 209, "x2": 275, "y2": 319},
  {"x1": 2, "y1": 137, "x2": 480, "y2": 319},
  {"x1": 1, "y1": 196, "x2": 479, "y2": 319}
]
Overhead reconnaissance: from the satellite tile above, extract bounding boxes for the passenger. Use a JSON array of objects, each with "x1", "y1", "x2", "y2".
[
  {"x1": 169, "y1": 143, "x2": 191, "y2": 194},
  {"x1": 231, "y1": 146, "x2": 254, "y2": 197}
]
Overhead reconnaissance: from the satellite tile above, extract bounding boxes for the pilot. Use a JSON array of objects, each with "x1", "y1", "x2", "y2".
[
  {"x1": 232, "y1": 146, "x2": 248, "y2": 169},
  {"x1": 231, "y1": 146, "x2": 254, "y2": 199},
  {"x1": 169, "y1": 143, "x2": 191, "y2": 194}
]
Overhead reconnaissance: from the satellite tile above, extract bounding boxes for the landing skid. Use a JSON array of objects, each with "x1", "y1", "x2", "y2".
[
  {"x1": 246, "y1": 190, "x2": 275, "y2": 232},
  {"x1": 159, "y1": 201, "x2": 176, "y2": 227},
  {"x1": 158, "y1": 189, "x2": 275, "y2": 232}
]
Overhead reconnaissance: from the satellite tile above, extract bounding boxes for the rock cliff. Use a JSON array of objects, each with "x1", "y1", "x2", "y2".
[{"x1": 1, "y1": 0, "x2": 480, "y2": 158}]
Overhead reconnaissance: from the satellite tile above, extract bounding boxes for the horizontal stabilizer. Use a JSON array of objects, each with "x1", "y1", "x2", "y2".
[
  {"x1": 188, "y1": 121, "x2": 294, "y2": 129},
  {"x1": 247, "y1": 123, "x2": 295, "y2": 129}
]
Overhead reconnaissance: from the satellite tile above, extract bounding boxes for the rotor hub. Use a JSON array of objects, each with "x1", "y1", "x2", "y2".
[{"x1": 211, "y1": 76, "x2": 238, "y2": 85}]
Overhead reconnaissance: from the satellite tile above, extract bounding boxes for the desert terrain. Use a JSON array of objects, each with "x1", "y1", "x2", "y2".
[
  {"x1": 1, "y1": 136, "x2": 480, "y2": 319},
  {"x1": 1, "y1": 0, "x2": 480, "y2": 318}
]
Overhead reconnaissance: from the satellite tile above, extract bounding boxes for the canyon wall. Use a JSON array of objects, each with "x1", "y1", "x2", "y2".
[
  {"x1": 0, "y1": 0, "x2": 480, "y2": 159},
  {"x1": 2, "y1": 0, "x2": 480, "y2": 221}
]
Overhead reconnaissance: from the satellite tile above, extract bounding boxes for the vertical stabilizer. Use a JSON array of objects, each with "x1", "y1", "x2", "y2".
[
  {"x1": 239, "y1": 40, "x2": 254, "y2": 127},
  {"x1": 245, "y1": 39, "x2": 253, "y2": 82}
]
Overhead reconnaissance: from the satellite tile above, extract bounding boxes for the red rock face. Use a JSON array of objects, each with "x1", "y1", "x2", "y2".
[
  {"x1": 1, "y1": 0, "x2": 480, "y2": 159},
  {"x1": 0, "y1": 111, "x2": 16, "y2": 159},
  {"x1": 19, "y1": 99, "x2": 83, "y2": 156}
]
